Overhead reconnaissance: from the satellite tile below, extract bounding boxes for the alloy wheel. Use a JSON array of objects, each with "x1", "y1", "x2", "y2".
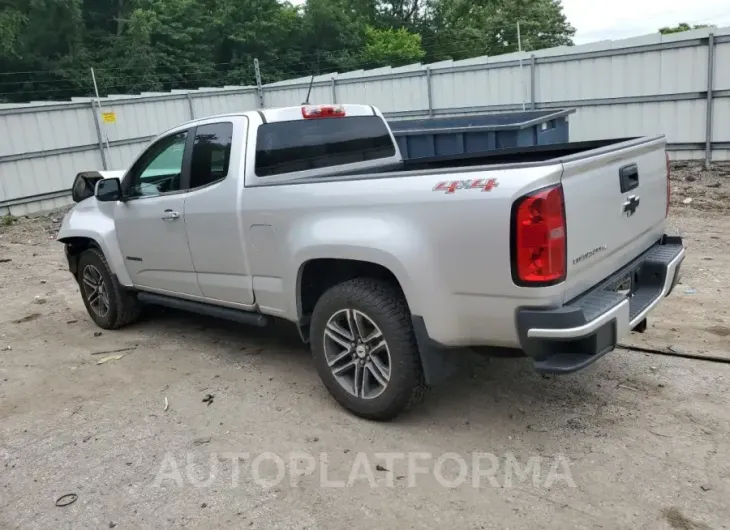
[
  {"x1": 323, "y1": 308, "x2": 392, "y2": 400},
  {"x1": 81, "y1": 264, "x2": 110, "y2": 318}
]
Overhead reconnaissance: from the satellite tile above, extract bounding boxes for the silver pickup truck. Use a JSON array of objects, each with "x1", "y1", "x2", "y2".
[{"x1": 58, "y1": 103, "x2": 685, "y2": 420}]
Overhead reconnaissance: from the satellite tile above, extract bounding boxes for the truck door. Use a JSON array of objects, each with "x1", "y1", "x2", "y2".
[
  {"x1": 114, "y1": 130, "x2": 202, "y2": 297},
  {"x1": 182, "y1": 119, "x2": 255, "y2": 306}
]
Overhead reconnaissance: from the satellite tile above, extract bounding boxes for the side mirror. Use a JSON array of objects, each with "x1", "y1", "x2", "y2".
[
  {"x1": 95, "y1": 178, "x2": 123, "y2": 202},
  {"x1": 71, "y1": 172, "x2": 98, "y2": 203}
]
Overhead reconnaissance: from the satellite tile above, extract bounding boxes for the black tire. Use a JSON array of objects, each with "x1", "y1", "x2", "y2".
[
  {"x1": 310, "y1": 278, "x2": 427, "y2": 421},
  {"x1": 77, "y1": 248, "x2": 141, "y2": 329}
]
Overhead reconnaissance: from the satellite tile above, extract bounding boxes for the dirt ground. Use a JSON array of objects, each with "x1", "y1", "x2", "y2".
[{"x1": 1, "y1": 164, "x2": 729, "y2": 530}]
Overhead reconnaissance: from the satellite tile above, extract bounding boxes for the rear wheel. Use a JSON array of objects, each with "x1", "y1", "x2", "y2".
[
  {"x1": 77, "y1": 248, "x2": 141, "y2": 329},
  {"x1": 310, "y1": 278, "x2": 426, "y2": 421}
]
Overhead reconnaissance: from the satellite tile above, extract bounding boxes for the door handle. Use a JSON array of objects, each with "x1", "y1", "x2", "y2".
[
  {"x1": 619, "y1": 164, "x2": 639, "y2": 193},
  {"x1": 161, "y1": 210, "x2": 180, "y2": 221}
]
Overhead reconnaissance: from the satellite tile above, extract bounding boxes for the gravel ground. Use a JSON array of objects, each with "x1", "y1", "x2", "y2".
[{"x1": 0, "y1": 168, "x2": 729, "y2": 530}]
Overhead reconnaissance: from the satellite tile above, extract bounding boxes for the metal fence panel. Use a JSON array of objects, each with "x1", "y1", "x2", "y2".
[
  {"x1": 712, "y1": 98, "x2": 730, "y2": 145},
  {"x1": 716, "y1": 43, "x2": 730, "y2": 90},
  {"x1": 0, "y1": 149, "x2": 99, "y2": 203},
  {"x1": 659, "y1": 46, "x2": 710, "y2": 93},
  {"x1": 567, "y1": 100, "x2": 707, "y2": 143},
  {"x1": 1, "y1": 194, "x2": 74, "y2": 217},
  {"x1": 106, "y1": 140, "x2": 151, "y2": 170},
  {"x1": 99, "y1": 98, "x2": 191, "y2": 142},
  {"x1": 433, "y1": 65, "x2": 530, "y2": 109},
  {"x1": 338, "y1": 74, "x2": 428, "y2": 113},
  {"x1": 715, "y1": 42, "x2": 730, "y2": 86},
  {"x1": 1, "y1": 27, "x2": 729, "y2": 214},
  {"x1": 670, "y1": 150, "x2": 729, "y2": 163},
  {"x1": 192, "y1": 91, "x2": 258, "y2": 118},
  {"x1": 265, "y1": 84, "x2": 332, "y2": 107},
  {"x1": 0, "y1": 105, "x2": 98, "y2": 157}
]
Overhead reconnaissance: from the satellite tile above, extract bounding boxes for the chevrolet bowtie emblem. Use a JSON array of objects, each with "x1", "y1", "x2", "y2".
[{"x1": 623, "y1": 195, "x2": 640, "y2": 217}]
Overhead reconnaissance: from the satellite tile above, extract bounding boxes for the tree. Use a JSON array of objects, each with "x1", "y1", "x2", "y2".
[
  {"x1": 286, "y1": 0, "x2": 369, "y2": 78},
  {"x1": 361, "y1": 26, "x2": 426, "y2": 67},
  {"x1": 210, "y1": 0, "x2": 302, "y2": 84},
  {"x1": 0, "y1": 0, "x2": 576, "y2": 102},
  {"x1": 0, "y1": 8, "x2": 26, "y2": 57},
  {"x1": 346, "y1": 0, "x2": 425, "y2": 31},
  {"x1": 659, "y1": 23, "x2": 710, "y2": 35},
  {"x1": 421, "y1": 0, "x2": 575, "y2": 62},
  {"x1": 0, "y1": 0, "x2": 91, "y2": 101}
]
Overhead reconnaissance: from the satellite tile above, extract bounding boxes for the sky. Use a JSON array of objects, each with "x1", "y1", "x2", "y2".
[{"x1": 562, "y1": 0, "x2": 730, "y2": 44}]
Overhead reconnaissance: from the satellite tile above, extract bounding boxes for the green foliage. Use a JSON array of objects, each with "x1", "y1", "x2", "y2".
[
  {"x1": 423, "y1": 0, "x2": 575, "y2": 61},
  {"x1": 0, "y1": 8, "x2": 26, "y2": 57},
  {"x1": 1, "y1": 214, "x2": 17, "y2": 226},
  {"x1": 659, "y1": 23, "x2": 711, "y2": 35},
  {"x1": 0, "y1": 0, "x2": 576, "y2": 102},
  {"x1": 362, "y1": 26, "x2": 425, "y2": 67}
]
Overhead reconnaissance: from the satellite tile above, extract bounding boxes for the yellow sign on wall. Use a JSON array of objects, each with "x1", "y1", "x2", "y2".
[{"x1": 102, "y1": 112, "x2": 117, "y2": 124}]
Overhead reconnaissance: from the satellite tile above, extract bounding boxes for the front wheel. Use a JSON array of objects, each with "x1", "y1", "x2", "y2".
[
  {"x1": 77, "y1": 248, "x2": 141, "y2": 329},
  {"x1": 310, "y1": 279, "x2": 427, "y2": 421}
]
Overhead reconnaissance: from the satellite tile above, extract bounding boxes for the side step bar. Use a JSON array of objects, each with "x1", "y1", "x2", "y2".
[{"x1": 137, "y1": 292, "x2": 269, "y2": 327}]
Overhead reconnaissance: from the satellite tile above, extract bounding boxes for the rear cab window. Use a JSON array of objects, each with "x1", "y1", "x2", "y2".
[
  {"x1": 254, "y1": 116, "x2": 396, "y2": 177},
  {"x1": 189, "y1": 122, "x2": 233, "y2": 189}
]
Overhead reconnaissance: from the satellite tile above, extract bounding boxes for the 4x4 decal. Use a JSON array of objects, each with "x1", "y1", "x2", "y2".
[{"x1": 433, "y1": 178, "x2": 498, "y2": 194}]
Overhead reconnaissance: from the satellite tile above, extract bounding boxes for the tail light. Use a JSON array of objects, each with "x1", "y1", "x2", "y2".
[
  {"x1": 511, "y1": 184, "x2": 567, "y2": 286},
  {"x1": 665, "y1": 151, "x2": 671, "y2": 217},
  {"x1": 301, "y1": 105, "x2": 345, "y2": 119}
]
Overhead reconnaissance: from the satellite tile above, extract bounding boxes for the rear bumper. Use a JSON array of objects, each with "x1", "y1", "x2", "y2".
[{"x1": 516, "y1": 235, "x2": 685, "y2": 374}]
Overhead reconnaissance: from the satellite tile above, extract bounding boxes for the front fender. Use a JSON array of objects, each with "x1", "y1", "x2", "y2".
[{"x1": 57, "y1": 200, "x2": 132, "y2": 287}]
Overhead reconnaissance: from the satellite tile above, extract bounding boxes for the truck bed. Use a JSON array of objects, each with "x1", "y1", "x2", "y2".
[
  {"x1": 401, "y1": 138, "x2": 638, "y2": 169},
  {"x1": 336, "y1": 138, "x2": 639, "y2": 177}
]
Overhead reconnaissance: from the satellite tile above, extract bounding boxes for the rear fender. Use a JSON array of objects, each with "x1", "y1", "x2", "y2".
[
  {"x1": 287, "y1": 211, "x2": 436, "y2": 322},
  {"x1": 291, "y1": 244, "x2": 457, "y2": 386},
  {"x1": 292, "y1": 244, "x2": 417, "y2": 315}
]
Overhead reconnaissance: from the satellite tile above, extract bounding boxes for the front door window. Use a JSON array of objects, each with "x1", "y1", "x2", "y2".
[{"x1": 128, "y1": 132, "x2": 188, "y2": 197}]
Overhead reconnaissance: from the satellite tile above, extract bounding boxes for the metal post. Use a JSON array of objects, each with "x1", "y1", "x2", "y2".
[
  {"x1": 705, "y1": 33, "x2": 715, "y2": 168},
  {"x1": 426, "y1": 67, "x2": 433, "y2": 117},
  {"x1": 253, "y1": 58, "x2": 264, "y2": 108},
  {"x1": 530, "y1": 54, "x2": 536, "y2": 110},
  {"x1": 90, "y1": 67, "x2": 111, "y2": 159},
  {"x1": 330, "y1": 76, "x2": 337, "y2": 104},
  {"x1": 90, "y1": 101, "x2": 108, "y2": 170},
  {"x1": 517, "y1": 22, "x2": 526, "y2": 111},
  {"x1": 186, "y1": 92, "x2": 195, "y2": 119}
]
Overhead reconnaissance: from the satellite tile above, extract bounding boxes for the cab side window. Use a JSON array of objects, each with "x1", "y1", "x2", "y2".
[
  {"x1": 189, "y1": 122, "x2": 233, "y2": 190},
  {"x1": 127, "y1": 132, "x2": 188, "y2": 198}
]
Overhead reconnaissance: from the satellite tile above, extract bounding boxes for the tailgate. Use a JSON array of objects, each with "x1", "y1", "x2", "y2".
[{"x1": 560, "y1": 136, "x2": 669, "y2": 302}]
